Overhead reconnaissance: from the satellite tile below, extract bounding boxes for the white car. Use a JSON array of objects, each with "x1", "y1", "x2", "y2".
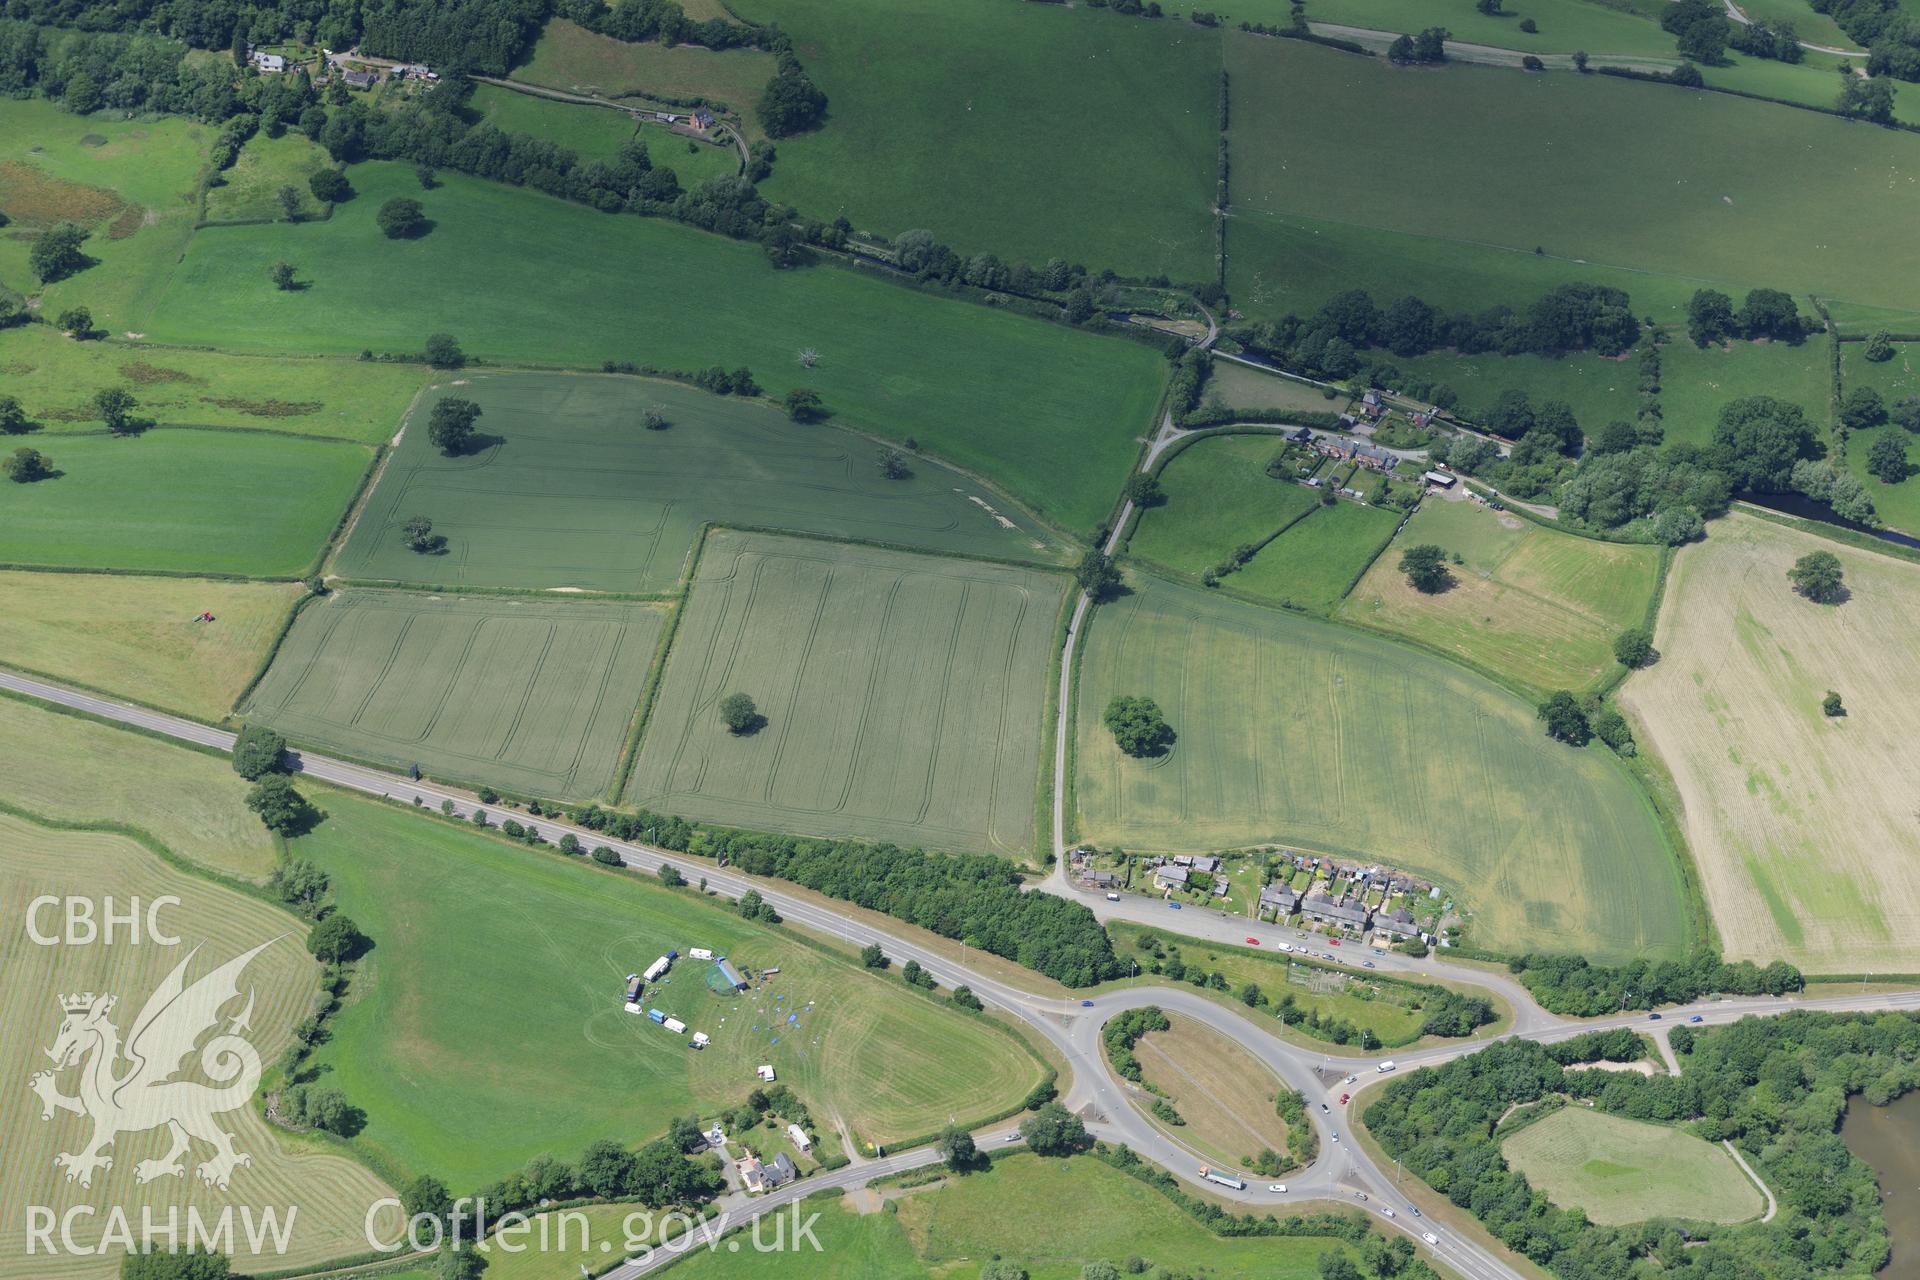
[
  {"x1": 1422, "y1": 1232, "x2": 1440, "y2": 1246},
  {"x1": 1332, "y1": 1132, "x2": 1340, "y2": 1142},
  {"x1": 1381, "y1": 1208, "x2": 1396, "y2": 1219},
  {"x1": 1268, "y1": 1183, "x2": 1288, "y2": 1193},
  {"x1": 1344, "y1": 1074, "x2": 1358, "y2": 1085}
]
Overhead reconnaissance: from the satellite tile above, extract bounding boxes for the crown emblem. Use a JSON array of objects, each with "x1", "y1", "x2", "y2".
[{"x1": 60, "y1": 992, "x2": 105, "y2": 1014}]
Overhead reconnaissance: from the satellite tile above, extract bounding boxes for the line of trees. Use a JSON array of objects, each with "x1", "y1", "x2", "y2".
[
  {"x1": 1367, "y1": 1013, "x2": 1916, "y2": 1279},
  {"x1": 1507, "y1": 951, "x2": 1803, "y2": 1014}
]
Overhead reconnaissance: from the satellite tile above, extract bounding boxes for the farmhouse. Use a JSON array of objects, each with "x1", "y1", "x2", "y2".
[
  {"x1": 342, "y1": 69, "x2": 375, "y2": 89},
  {"x1": 1081, "y1": 868, "x2": 1120, "y2": 888},
  {"x1": 1190, "y1": 855, "x2": 1220, "y2": 873},
  {"x1": 1154, "y1": 864, "x2": 1190, "y2": 889},
  {"x1": 1303, "y1": 892, "x2": 1373, "y2": 931},
  {"x1": 737, "y1": 1152, "x2": 798, "y2": 1192},
  {"x1": 249, "y1": 49, "x2": 286, "y2": 72},
  {"x1": 692, "y1": 108, "x2": 716, "y2": 131}
]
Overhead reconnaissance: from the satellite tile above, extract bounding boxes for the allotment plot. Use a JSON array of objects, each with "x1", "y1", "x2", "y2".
[
  {"x1": 332, "y1": 372, "x2": 1063, "y2": 593},
  {"x1": 243, "y1": 589, "x2": 665, "y2": 799},
  {"x1": 1076, "y1": 575, "x2": 1686, "y2": 962},
  {"x1": 627, "y1": 530, "x2": 1068, "y2": 855}
]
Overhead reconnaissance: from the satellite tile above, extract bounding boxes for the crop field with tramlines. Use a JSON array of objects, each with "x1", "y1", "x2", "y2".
[
  {"x1": 1076, "y1": 576, "x2": 1687, "y2": 962},
  {"x1": 0, "y1": 812, "x2": 398, "y2": 1280},
  {"x1": 331, "y1": 372, "x2": 1065, "y2": 594},
  {"x1": 243, "y1": 589, "x2": 667, "y2": 800},
  {"x1": 627, "y1": 530, "x2": 1067, "y2": 856}
]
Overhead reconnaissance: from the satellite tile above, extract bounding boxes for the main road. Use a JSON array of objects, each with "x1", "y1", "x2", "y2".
[{"x1": 7, "y1": 666, "x2": 1918, "y2": 1280}]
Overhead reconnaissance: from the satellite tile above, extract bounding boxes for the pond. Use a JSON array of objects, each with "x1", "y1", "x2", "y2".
[{"x1": 1844, "y1": 1090, "x2": 1920, "y2": 1278}]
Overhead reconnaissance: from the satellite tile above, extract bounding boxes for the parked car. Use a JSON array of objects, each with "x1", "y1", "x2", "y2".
[{"x1": 1106, "y1": 892, "x2": 1120, "y2": 901}]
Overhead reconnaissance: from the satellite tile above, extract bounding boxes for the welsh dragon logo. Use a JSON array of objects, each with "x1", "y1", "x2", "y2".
[{"x1": 29, "y1": 940, "x2": 275, "y2": 1193}]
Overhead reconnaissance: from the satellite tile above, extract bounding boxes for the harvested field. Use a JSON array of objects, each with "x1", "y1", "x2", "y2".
[
  {"x1": 1620, "y1": 513, "x2": 1920, "y2": 972},
  {"x1": 1340, "y1": 494, "x2": 1661, "y2": 692},
  {"x1": 1502, "y1": 1107, "x2": 1763, "y2": 1225},
  {"x1": 244, "y1": 589, "x2": 667, "y2": 800},
  {"x1": 0, "y1": 812, "x2": 398, "y2": 1280},
  {"x1": 628, "y1": 530, "x2": 1067, "y2": 855},
  {"x1": 332, "y1": 371, "x2": 1064, "y2": 593},
  {"x1": 1077, "y1": 575, "x2": 1688, "y2": 961},
  {"x1": 1133, "y1": 1014, "x2": 1293, "y2": 1166},
  {"x1": 0, "y1": 571, "x2": 302, "y2": 718}
]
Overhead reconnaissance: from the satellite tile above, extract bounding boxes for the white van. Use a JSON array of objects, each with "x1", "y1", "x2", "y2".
[
  {"x1": 1106, "y1": 892, "x2": 1121, "y2": 901},
  {"x1": 1377, "y1": 1060, "x2": 1397, "y2": 1073}
]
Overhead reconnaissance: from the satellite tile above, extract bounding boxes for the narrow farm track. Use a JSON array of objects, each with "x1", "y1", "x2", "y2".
[{"x1": 8, "y1": 665, "x2": 1920, "y2": 1280}]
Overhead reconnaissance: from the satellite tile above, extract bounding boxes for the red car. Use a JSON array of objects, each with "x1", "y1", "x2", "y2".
[
  {"x1": 1245, "y1": 937, "x2": 1260, "y2": 945},
  {"x1": 1329, "y1": 938, "x2": 1342, "y2": 947},
  {"x1": 1339, "y1": 1093, "x2": 1351, "y2": 1104}
]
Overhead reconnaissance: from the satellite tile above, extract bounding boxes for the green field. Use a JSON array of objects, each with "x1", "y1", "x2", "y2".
[
  {"x1": 244, "y1": 589, "x2": 666, "y2": 799},
  {"x1": 298, "y1": 795, "x2": 1041, "y2": 1187},
  {"x1": 0, "y1": 811, "x2": 398, "y2": 1280},
  {"x1": 1837, "y1": 340, "x2": 1920, "y2": 534},
  {"x1": 0, "y1": 692, "x2": 278, "y2": 879},
  {"x1": 0, "y1": 429, "x2": 371, "y2": 577},
  {"x1": 1339, "y1": 495, "x2": 1662, "y2": 692},
  {"x1": 512, "y1": 18, "x2": 778, "y2": 136},
  {"x1": 731, "y1": 0, "x2": 1221, "y2": 280},
  {"x1": 629, "y1": 530, "x2": 1065, "y2": 855},
  {"x1": 1231, "y1": 499, "x2": 1403, "y2": 614},
  {"x1": 1229, "y1": 0, "x2": 1681, "y2": 55},
  {"x1": 1501, "y1": 1107, "x2": 1764, "y2": 1225},
  {"x1": 1226, "y1": 35, "x2": 1920, "y2": 318},
  {"x1": 2, "y1": 324, "x2": 423, "y2": 444},
  {"x1": 1129, "y1": 435, "x2": 1322, "y2": 578},
  {"x1": 1225, "y1": 211, "x2": 1720, "y2": 326},
  {"x1": 332, "y1": 372, "x2": 1064, "y2": 593},
  {"x1": 139, "y1": 164, "x2": 1165, "y2": 535},
  {"x1": 202, "y1": 132, "x2": 332, "y2": 223},
  {"x1": 1379, "y1": 348, "x2": 1642, "y2": 437},
  {"x1": 1658, "y1": 334, "x2": 1830, "y2": 449},
  {"x1": 1210, "y1": 361, "x2": 1345, "y2": 414},
  {"x1": 470, "y1": 84, "x2": 740, "y2": 185},
  {"x1": 0, "y1": 99, "x2": 210, "y2": 333},
  {"x1": 1076, "y1": 576, "x2": 1687, "y2": 961},
  {"x1": 0, "y1": 570, "x2": 300, "y2": 718}
]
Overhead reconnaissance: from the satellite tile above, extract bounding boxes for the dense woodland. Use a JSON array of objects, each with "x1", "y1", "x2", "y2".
[{"x1": 1366, "y1": 1014, "x2": 1917, "y2": 1279}]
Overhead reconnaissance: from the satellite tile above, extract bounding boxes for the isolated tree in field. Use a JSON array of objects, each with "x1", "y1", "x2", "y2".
[
  {"x1": 231, "y1": 723, "x2": 287, "y2": 780},
  {"x1": 0, "y1": 395, "x2": 26, "y2": 434},
  {"x1": 1537, "y1": 690, "x2": 1592, "y2": 746},
  {"x1": 1788, "y1": 550, "x2": 1845, "y2": 602},
  {"x1": 1865, "y1": 330, "x2": 1896, "y2": 362},
  {"x1": 937, "y1": 1124, "x2": 978, "y2": 1173},
  {"x1": 277, "y1": 184, "x2": 302, "y2": 221},
  {"x1": 57, "y1": 306, "x2": 93, "y2": 337},
  {"x1": 1823, "y1": 690, "x2": 1845, "y2": 717},
  {"x1": 308, "y1": 169, "x2": 352, "y2": 203},
  {"x1": 29, "y1": 221, "x2": 89, "y2": 283},
  {"x1": 1399, "y1": 543, "x2": 1452, "y2": 593},
  {"x1": 1103, "y1": 695, "x2": 1173, "y2": 757},
  {"x1": 1613, "y1": 626, "x2": 1654, "y2": 668},
  {"x1": 1868, "y1": 431, "x2": 1911, "y2": 484},
  {"x1": 4, "y1": 446, "x2": 51, "y2": 483},
  {"x1": 416, "y1": 165, "x2": 437, "y2": 189},
  {"x1": 423, "y1": 333, "x2": 464, "y2": 369},
  {"x1": 1076, "y1": 549, "x2": 1121, "y2": 600},
  {"x1": 757, "y1": 62, "x2": 827, "y2": 138},
  {"x1": 1475, "y1": 0, "x2": 1502, "y2": 13},
  {"x1": 248, "y1": 775, "x2": 320, "y2": 835},
  {"x1": 306, "y1": 913, "x2": 364, "y2": 963},
  {"x1": 377, "y1": 196, "x2": 428, "y2": 238},
  {"x1": 783, "y1": 387, "x2": 824, "y2": 421},
  {"x1": 1019, "y1": 1102, "x2": 1088, "y2": 1156},
  {"x1": 270, "y1": 261, "x2": 298, "y2": 291},
  {"x1": 401, "y1": 515, "x2": 445, "y2": 554},
  {"x1": 720, "y1": 692, "x2": 762, "y2": 735},
  {"x1": 1125, "y1": 473, "x2": 1163, "y2": 506},
  {"x1": 428, "y1": 397, "x2": 481, "y2": 454},
  {"x1": 876, "y1": 447, "x2": 910, "y2": 479},
  {"x1": 93, "y1": 387, "x2": 139, "y2": 434},
  {"x1": 1840, "y1": 386, "x2": 1887, "y2": 429},
  {"x1": 643, "y1": 405, "x2": 669, "y2": 430}
]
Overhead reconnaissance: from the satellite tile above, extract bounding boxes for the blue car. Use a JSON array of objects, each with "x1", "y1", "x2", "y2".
[
  {"x1": 1689, "y1": 1014, "x2": 1704, "y2": 1023},
  {"x1": 1168, "y1": 902, "x2": 1183, "y2": 910},
  {"x1": 1080, "y1": 1000, "x2": 1094, "y2": 1008}
]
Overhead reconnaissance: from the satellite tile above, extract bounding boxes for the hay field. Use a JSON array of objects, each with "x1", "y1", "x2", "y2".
[
  {"x1": 244, "y1": 589, "x2": 665, "y2": 800},
  {"x1": 1501, "y1": 1108, "x2": 1763, "y2": 1225},
  {"x1": 142, "y1": 165, "x2": 1166, "y2": 536},
  {"x1": 512, "y1": 19, "x2": 777, "y2": 135},
  {"x1": 0, "y1": 812, "x2": 398, "y2": 1280},
  {"x1": 299, "y1": 797, "x2": 1040, "y2": 1188},
  {"x1": 0, "y1": 571, "x2": 301, "y2": 717},
  {"x1": 1210, "y1": 362, "x2": 1344, "y2": 415},
  {"x1": 332, "y1": 372, "x2": 1063, "y2": 594},
  {"x1": 1133, "y1": 1015, "x2": 1293, "y2": 1165},
  {"x1": 1076, "y1": 576, "x2": 1688, "y2": 961},
  {"x1": 1225, "y1": 35, "x2": 1920, "y2": 317},
  {"x1": 1620, "y1": 513, "x2": 1920, "y2": 972},
  {"x1": 1339, "y1": 494, "x2": 1661, "y2": 692},
  {"x1": 1128, "y1": 435, "x2": 1321, "y2": 580},
  {"x1": 0, "y1": 429, "x2": 371, "y2": 577},
  {"x1": 2, "y1": 324, "x2": 424, "y2": 444},
  {"x1": 629, "y1": 530, "x2": 1067, "y2": 855},
  {"x1": 731, "y1": 0, "x2": 1221, "y2": 279},
  {"x1": 0, "y1": 694, "x2": 277, "y2": 878}
]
